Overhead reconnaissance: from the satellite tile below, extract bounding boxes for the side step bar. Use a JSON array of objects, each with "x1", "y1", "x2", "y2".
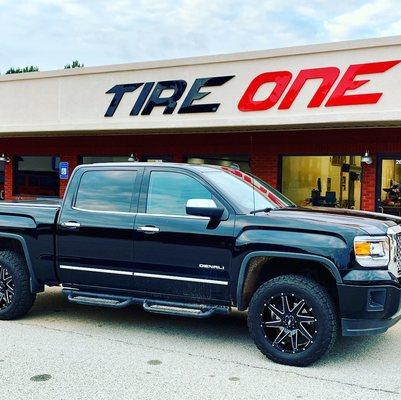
[
  {"x1": 63, "y1": 289, "x2": 230, "y2": 317},
  {"x1": 64, "y1": 289, "x2": 134, "y2": 309},
  {"x1": 143, "y1": 300, "x2": 229, "y2": 318}
]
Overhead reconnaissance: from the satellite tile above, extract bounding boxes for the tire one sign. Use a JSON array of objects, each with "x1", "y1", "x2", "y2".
[{"x1": 105, "y1": 60, "x2": 400, "y2": 117}]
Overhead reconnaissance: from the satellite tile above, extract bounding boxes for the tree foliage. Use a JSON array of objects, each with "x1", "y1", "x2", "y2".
[
  {"x1": 1, "y1": 60, "x2": 85, "y2": 75},
  {"x1": 5, "y1": 66, "x2": 39, "y2": 74},
  {"x1": 64, "y1": 60, "x2": 84, "y2": 69}
]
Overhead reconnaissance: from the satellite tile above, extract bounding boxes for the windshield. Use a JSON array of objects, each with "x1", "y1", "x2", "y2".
[{"x1": 204, "y1": 167, "x2": 295, "y2": 212}]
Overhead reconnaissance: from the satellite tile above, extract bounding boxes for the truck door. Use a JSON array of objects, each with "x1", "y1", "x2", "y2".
[
  {"x1": 133, "y1": 167, "x2": 235, "y2": 302},
  {"x1": 57, "y1": 166, "x2": 142, "y2": 290}
]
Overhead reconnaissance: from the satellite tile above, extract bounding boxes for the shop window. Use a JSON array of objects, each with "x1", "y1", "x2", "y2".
[
  {"x1": 379, "y1": 158, "x2": 401, "y2": 216},
  {"x1": 80, "y1": 156, "x2": 130, "y2": 164},
  {"x1": 14, "y1": 156, "x2": 60, "y2": 197},
  {"x1": 142, "y1": 155, "x2": 172, "y2": 162},
  {"x1": 187, "y1": 155, "x2": 251, "y2": 172},
  {"x1": 281, "y1": 155, "x2": 361, "y2": 209}
]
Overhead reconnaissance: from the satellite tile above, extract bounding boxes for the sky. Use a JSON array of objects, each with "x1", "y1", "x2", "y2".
[{"x1": 0, "y1": 0, "x2": 400, "y2": 73}]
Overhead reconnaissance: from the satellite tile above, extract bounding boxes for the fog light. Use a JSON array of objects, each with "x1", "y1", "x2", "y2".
[{"x1": 367, "y1": 288, "x2": 386, "y2": 311}]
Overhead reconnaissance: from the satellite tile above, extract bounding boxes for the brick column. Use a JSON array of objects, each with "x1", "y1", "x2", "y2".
[
  {"x1": 172, "y1": 153, "x2": 184, "y2": 163},
  {"x1": 59, "y1": 154, "x2": 78, "y2": 198},
  {"x1": 4, "y1": 157, "x2": 14, "y2": 200},
  {"x1": 252, "y1": 153, "x2": 279, "y2": 188},
  {"x1": 361, "y1": 156, "x2": 376, "y2": 212}
]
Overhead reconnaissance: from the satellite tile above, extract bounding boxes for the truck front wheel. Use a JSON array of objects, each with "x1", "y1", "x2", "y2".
[
  {"x1": 247, "y1": 274, "x2": 337, "y2": 366},
  {"x1": 0, "y1": 251, "x2": 36, "y2": 320}
]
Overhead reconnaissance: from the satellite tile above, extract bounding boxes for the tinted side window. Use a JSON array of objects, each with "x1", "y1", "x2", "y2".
[
  {"x1": 147, "y1": 171, "x2": 212, "y2": 215},
  {"x1": 75, "y1": 170, "x2": 136, "y2": 212}
]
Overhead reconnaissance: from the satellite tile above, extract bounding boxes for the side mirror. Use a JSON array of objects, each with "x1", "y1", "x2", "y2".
[{"x1": 186, "y1": 199, "x2": 224, "y2": 219}]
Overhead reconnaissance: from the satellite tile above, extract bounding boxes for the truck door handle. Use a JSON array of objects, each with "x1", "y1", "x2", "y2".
[
  {"x1": 136, "y1": 226, "x2": 160, "y2": 234},
  {"x1": 61, "y1": 221, "x2": 81, "y2": 229}
]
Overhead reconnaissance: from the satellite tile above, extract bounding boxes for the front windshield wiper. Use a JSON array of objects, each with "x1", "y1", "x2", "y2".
[
  {"x1": 250, "y1": 205, "x2": 297, "y2": 214},
  {"x1": 250, "y1": 207, "x2": 273, "y2": 214}
]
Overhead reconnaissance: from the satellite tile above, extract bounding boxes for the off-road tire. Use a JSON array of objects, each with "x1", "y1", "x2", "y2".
[
  {"x1": 0, "y1": 251, "x2": 36, "y2": 320},
  {"x1": 247, "y1": 274, "x2": 337, "y2": 367}
]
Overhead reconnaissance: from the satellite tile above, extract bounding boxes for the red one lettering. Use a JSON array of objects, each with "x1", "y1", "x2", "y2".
[
  {"x1": 278, "y1": 67, "x2": 340, "y2": 109},
  {"x1": 325, "y1": 60, "x2": 400, "y2": 107},
  {"x1": 238, "y1": 71, "x2": 292, "y2": 111}
]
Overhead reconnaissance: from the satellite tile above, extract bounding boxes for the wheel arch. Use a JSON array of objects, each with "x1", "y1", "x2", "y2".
[
  {"x1": 0, "y1": 233, "x2": 43, "y2": 293},
  {"x1": 236, "y1": 251, "x2": 342, "y2": 311}
]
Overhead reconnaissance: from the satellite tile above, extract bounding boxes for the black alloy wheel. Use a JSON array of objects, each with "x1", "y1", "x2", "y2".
[
  {"x1": 262, "y1": 293, "x2": 317, "y2": 354},
  {"x1": 0, "y1": 264, "x2": 14, "y2": 310}
]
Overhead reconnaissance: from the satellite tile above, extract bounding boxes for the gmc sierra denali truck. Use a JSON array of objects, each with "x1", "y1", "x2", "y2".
[{"x1": 0, "y1": 162, "x2": 400, "y2": 366}]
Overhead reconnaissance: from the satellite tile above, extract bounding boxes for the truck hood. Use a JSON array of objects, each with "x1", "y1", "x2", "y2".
[{"x1": 269, "y1": 207, "x2": 398, "y2": 236}]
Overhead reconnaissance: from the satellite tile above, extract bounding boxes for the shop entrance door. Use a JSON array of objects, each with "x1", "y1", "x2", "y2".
[{"x1": 377, "y1": 155, "x2": 401, "y2": 216}]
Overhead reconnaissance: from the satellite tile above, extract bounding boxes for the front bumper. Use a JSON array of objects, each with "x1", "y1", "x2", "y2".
[{"x1": 338, "y1": 282, "x2": 401, "y2": 336}]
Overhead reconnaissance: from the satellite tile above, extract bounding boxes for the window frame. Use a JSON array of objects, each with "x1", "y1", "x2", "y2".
[
  {"x1": 72, "y1": 167, "x2": 142, "y2": 214},
  {"x1": 138, "y1": 167, "x2": 232, "y2": 218}
]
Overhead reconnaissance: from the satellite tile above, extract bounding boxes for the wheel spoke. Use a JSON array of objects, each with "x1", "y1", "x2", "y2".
[
  {"x1": 298, "y1": 323, "x2": 313, "y2": 341},
  {"x1": 0, "y1": 267, "x2": 5, "y2": 281},
  {"x1": 5, "y1": 284, "x2": 14, "y2": 294},
  {"x1": 4, "y1": 290, "x2": 11, "y2": 305},
  {"x1": 281, "y1": 295, "x2": 291, "y2": 314},
  {"x1": 267, "y1": 303, "x2": 284, "y2": 317},
  {"x1": 290, "y1": 330, "x2": 298, "y2": 351},
  {"x1": 273, "y1": 328, "x2": 290, "y2": 345},
  {"x1": 297, "y1": 314, "x2": 315, "y2": 323},
  {"x1": 291, "y1": 299, "x2": 305, "y2": 315},
  {"x1": 264, "y1": 319, "x2": 282, "y2": 328}
]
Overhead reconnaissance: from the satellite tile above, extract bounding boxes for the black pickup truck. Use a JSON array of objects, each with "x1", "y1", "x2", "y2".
[{"x1": 0, "y1": 162, "x2": 400, "y2": 366}]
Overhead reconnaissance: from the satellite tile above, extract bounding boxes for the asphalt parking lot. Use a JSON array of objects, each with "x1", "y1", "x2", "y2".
[{"x1": 0, "y1": 287, "x2": 400, "y2": 400}]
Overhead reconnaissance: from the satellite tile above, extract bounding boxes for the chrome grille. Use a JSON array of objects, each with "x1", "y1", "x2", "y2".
[
  {"x1": 387, "y1": 226, "x2": 401, "y2": 278},
  {"x1": 396, "y1": 233, "x2": 401, "y2": 276}
]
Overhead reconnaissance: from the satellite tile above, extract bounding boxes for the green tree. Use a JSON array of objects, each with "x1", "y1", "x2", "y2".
[
  {"x1": 64, "y1": 60, "x2": 84, "y2": 69},
  {"x1": 5, "y1": 66, "x2": 39, "y2": 74}
]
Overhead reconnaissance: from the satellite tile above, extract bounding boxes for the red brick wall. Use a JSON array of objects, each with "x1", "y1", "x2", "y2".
[{"x1": 1, "y1": 127, "x2": 401, "y2": 211}]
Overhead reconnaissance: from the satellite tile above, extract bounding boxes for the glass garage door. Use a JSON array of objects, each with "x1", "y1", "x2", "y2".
[{"x1": 378, "y1": 156, "x2": 401, "y2": 216}]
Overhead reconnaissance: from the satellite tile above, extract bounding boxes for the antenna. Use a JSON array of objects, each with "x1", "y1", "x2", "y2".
[{"x1": 251, "y1": 133, "x2": 256, "y2": 215}]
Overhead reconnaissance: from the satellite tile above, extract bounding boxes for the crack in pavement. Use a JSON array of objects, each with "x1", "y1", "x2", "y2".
[{"x1": 5, "y1": 320, "x2": 400, "y2": 397}]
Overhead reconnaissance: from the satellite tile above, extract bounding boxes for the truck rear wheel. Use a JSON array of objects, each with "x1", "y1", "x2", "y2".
[
  {"x1": 247, "y1": 274, "x2": 337, "y2": 367},
  {"x1": 0, "y1": 251, "x2": 36, "y2": 320}
]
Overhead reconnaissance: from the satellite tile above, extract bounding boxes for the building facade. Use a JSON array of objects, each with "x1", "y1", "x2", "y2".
[{"x1": 1, "y1": 36, "x2": 401, "y2": 213}]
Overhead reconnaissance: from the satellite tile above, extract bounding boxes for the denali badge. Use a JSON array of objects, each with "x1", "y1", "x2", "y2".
[{"x1": 199, "y1": 263, "x2": 225, "y2": 270}]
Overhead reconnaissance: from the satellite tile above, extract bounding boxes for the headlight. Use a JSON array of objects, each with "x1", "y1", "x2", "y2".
[{"x1": 354, "y1": 236, "x2": 390, "y2": 267}]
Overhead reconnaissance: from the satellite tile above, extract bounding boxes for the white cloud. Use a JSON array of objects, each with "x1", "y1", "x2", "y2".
[
  {"x1": 0, "y1": 0, "x2": 399, "y2": 73},
  {"x1": 324, "y1": 0, "x2": 401, "y2": 40}
]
